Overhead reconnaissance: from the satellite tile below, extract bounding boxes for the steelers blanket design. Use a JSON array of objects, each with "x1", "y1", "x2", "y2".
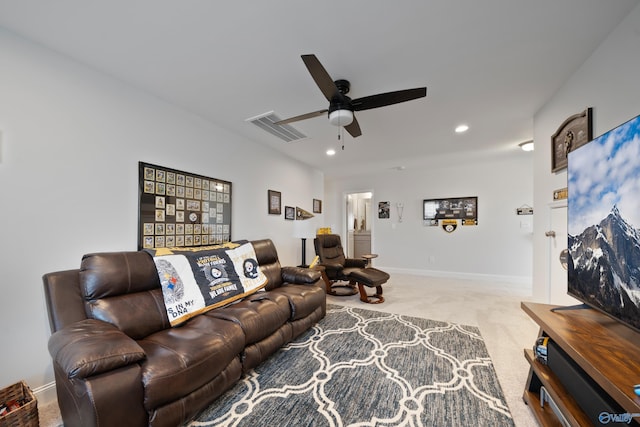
[{"x1": 147, "y1": 240, "x2": 267, "y2": 326}]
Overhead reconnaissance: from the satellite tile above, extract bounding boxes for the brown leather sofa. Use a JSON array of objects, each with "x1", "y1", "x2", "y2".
[{"x1": 43, "y1": 239, "x2": 326, "y2": 427}]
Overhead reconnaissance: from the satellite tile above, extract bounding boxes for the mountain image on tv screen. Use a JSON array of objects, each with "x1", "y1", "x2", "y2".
[{"x1": 567, "y1": 114, "x2": 640, "y2": 332}]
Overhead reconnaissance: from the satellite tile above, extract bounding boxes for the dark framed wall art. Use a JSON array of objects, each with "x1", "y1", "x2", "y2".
[
  {"x1": 268, "y1": 190, "x2": 281, "y2": 215},
  {"x1": 285, "y1": 206, "x2": 295, "y2": 220},
  {"x1": 138, "y1": 162, "x2": 232, "y2": 249},
  {"x1": 313, "y1": 199, "x2": 322, "y2": 213},
  {"x1": 378, "y1": 201, "x2": 390, "y2": 219}
]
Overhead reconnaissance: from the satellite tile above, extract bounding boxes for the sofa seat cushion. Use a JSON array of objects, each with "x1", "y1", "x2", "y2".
[
  {"x1": 207, "y1": 294, "x2": 290, "y2": 345},
  {"x1": 269, "y1": 284, "x2": 326, "y2": 320},
  {"x1": 137, "y1": 314, "x2": 244, "y2": 410}
]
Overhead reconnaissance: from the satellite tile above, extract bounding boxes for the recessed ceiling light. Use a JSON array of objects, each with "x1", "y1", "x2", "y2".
[
  {"x1": 455, "y1": 124, "x2": 469, "y2": 133},
  {"x1": 326, "y1": 149, "x2": 336, "y2": 156}
]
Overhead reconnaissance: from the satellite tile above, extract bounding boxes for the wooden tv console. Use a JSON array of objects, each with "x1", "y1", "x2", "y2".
[{"x1": 522, "y1": 302, "x2": 640, "y2": 426}]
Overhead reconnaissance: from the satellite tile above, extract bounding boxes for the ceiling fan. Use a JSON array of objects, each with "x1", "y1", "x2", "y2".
[{"x1": 276, "y1": 54, "x2": 427, "y2": 138}]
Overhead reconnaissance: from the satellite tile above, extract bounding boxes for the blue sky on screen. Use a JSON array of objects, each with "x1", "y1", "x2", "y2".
[{"x1": 568, "y1": 114, "x2": 640, "y2": 235}]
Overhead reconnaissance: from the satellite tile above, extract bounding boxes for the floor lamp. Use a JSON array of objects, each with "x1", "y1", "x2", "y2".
[{"x1": 294, "y1": 219, "x2": 315, "y2": 267}]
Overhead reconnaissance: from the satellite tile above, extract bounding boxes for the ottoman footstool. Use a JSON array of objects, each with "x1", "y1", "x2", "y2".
[{"x1": 348, "y1": 268, "x2": 390, "y2": 304}]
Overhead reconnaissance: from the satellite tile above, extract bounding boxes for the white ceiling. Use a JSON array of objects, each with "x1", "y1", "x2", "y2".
[{"x1": 0, "y1": 1, "x2": 638, "y2": 178}]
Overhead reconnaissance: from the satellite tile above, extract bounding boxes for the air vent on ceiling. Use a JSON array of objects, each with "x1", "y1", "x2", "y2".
[{"x1": 246, "y1": 111, "x2": 307, "y2": 142}]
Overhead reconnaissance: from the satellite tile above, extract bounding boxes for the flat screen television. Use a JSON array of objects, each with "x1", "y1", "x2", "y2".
[{"x1": 567, "y1": 113, "x2": 640, "y2": 332}]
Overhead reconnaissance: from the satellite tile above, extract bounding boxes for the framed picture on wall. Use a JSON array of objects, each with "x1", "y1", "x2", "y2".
[
  {"x1": 378, "y1": 201, "x2": 390, "y2": 219},
  {"x1": 268, "y1": 190, "x2": 281, "y2": 215},
  {"x1": 313, "y1": 199, "x2": 322, "y2": 213},
  {"x1": 284, "y1": 206, "x2": 295, "y2": 220}
]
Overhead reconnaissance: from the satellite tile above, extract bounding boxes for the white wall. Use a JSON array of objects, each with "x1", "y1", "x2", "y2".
[
  {"x1": 4, "y1": 1, "x2": 638, "y2": 402},
  {"x1": 532, "y1": 4, "x2": 640, "y2": 302},
  {"x1": 325, "y1": 152, "x2": 534, "y2": 283},
  {"x1": 0, "y1": 28, "x2": 323, "y2": 397}
]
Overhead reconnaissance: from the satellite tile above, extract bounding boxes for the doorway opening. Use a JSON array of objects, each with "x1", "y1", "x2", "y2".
[{"x1": 346, "y1": 192, "x2": 372, "y2": 258}]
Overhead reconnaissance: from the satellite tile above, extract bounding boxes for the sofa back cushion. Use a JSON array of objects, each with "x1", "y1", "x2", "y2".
[
  {"x1": 251, "y1": 239, "x2": 283, "y2": 290},
  {"x1": 80, "y1": 251, "x2": 170, "y2": 339}
]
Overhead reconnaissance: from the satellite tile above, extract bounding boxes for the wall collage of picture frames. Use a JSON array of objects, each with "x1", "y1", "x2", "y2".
[
  {"x1": 138, "y1": 162, "x2": 232, "y2": 249},
  {"x1": 268, "y1": 189, "x2": 321, "y2": 221}
]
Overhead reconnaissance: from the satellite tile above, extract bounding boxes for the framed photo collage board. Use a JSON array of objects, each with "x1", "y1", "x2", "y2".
[{"x1": 138, "y1": 162, "x2": 232, "y2": 250}]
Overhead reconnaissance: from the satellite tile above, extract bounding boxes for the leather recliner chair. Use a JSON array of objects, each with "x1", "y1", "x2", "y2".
[{"x1": 313, "y1": 233, "x2": 389, "y2": 303}]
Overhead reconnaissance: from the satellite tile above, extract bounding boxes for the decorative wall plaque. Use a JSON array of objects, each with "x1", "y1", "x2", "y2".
[
  {"x1": 551, "y1": 107, "x2": 593, "y2": 173},
  {"x1": 553, "y1": 187, "x2": 568, "y2": 200}
]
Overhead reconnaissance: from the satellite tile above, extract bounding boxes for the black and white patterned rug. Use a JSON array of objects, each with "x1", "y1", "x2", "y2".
[{"x1": 188, "y1": 304, "x2": 514, "y2": 426}]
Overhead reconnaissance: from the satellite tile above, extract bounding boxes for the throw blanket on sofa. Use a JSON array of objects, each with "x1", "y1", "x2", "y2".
[{"x1": 146, "y1": 240, "x2": 267, "y2": 326}]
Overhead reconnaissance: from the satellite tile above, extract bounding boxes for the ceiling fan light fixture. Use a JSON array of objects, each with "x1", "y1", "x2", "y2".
[
  {"x1": 519, "y1": 140, "x2": 534, "y2": 151},
  {"x1": 329, "y1": 109, "x2": 354, "y2": 126}
]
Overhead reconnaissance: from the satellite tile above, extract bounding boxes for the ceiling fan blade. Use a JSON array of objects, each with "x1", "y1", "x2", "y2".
[
  {"x1": 351, "y1": 87, "x2": 427, "y2": 111},
  {"x1": 344, "y1": 116, "x2": 362, "y2": 138},
  {"x1": 275, "y1": 109, "x2": 328, "y2": 125},
  {"x1": 301, "y1": 54, "x2": 340, "y2": 102}
]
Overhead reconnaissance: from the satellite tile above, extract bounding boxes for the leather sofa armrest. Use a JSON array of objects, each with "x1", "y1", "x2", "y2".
[
  {"x1": 344, "y1": 258, "x2": 367, "y2": 268},
  {"x1": 48, "y1": 318, "x2": 146, "y2": 379},
  {"x1": 281, "y1": 266, "x2": 321, "y2": 284}
]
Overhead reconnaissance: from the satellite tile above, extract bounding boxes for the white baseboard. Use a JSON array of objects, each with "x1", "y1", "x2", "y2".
[
  {"x1": 378, "y1": 266, "x2": 532, "y2": 292},
  {"x1": 33, "y1": 381, "x2": 57, "y2": 406}
]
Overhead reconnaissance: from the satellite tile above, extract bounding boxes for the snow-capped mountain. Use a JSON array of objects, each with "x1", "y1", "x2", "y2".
[{"x1": 568, "y1": 205, "x2": 640, "y2": 329}]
